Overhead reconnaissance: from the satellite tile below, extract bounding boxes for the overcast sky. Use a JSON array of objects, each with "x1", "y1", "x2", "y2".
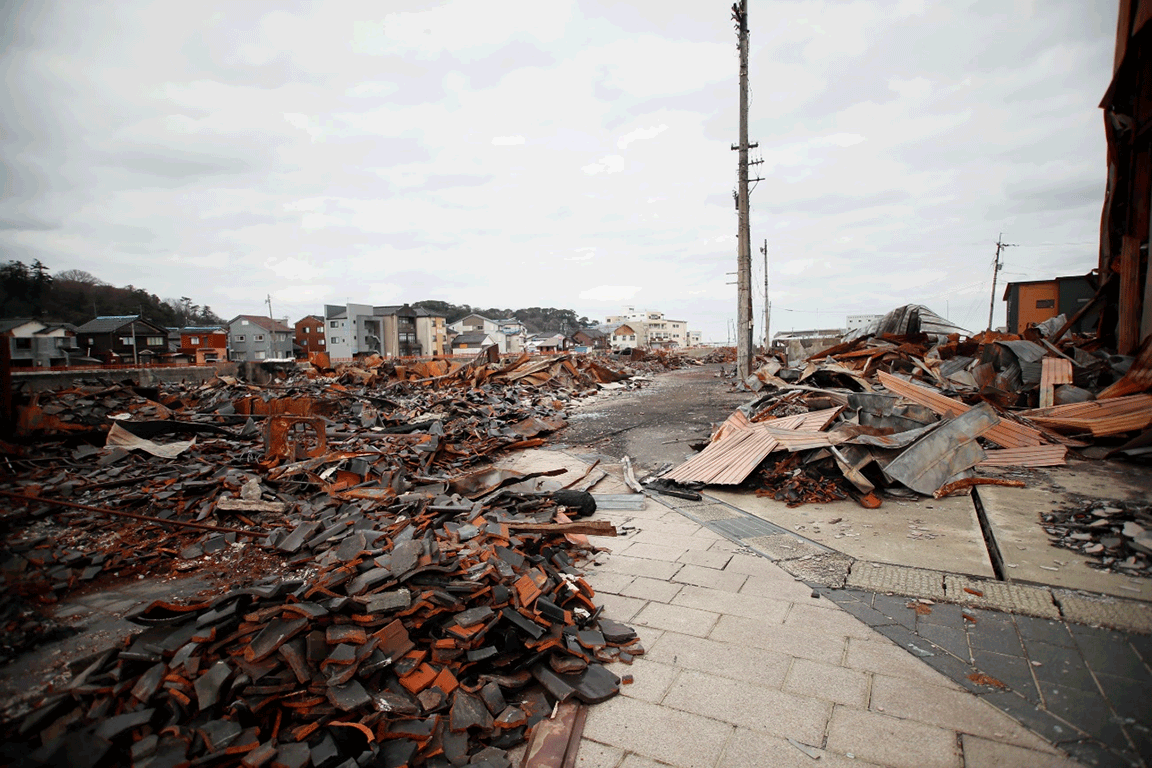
[{"x1": 1, "y1": 1, "x2": 1117, "y2": 341}]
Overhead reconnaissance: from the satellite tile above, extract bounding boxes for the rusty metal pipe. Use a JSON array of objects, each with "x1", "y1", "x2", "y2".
[{"x1": 0, "y1": 489, "x2": 266, "y2": 538}]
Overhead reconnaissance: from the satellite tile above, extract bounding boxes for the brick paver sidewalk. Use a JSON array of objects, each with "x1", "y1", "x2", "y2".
[{"x1": 565, "y1": 486, "x2": 1082, "y2": 768}]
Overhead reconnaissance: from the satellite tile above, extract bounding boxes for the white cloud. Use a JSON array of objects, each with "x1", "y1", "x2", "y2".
[
  {"x1": 283, "y1": 113, "x2": 322, "y2": 142},
  {"x1": 582, "y1": 155, "x2": 625, "y2": 175},
  {"x1": 617, "y1": 124, "x2": 668, "y2": 150},
  {"x1": 778, "y1": 258, "x2": 814, "y2": 275},
  {"x1": 579, "y1": 285, "x2": 641, "y2": 302},
  {"x1": 265, "y1": 257, "x2": 320, "y2": 281},
  {"x1": 491, "y1": 135, "x2": 526, "y2": 146}
]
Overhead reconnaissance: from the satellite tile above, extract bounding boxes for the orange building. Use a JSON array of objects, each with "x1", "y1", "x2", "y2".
[
  {"x1": 179, "y1": 326, "x2": 228, "y2": 364},
  {"x1": 1002, "y1": 275, "x2": 1098, "y2": 335}
]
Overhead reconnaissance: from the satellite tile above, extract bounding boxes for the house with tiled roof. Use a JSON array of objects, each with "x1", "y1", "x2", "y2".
[
  {"x1": 75, "y1": 315, "x2": 169, "y2": 363},
  {"x1": 226, "y1": 315, "x2": 294, "y2": 362}
]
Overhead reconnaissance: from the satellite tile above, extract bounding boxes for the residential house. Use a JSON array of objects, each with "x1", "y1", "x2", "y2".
[
  {"x1": 571, "y1": 328, "x2": 608, "y2": 351},
  {"x1": 496, "y1": 319, "x2": 527, "y2": 354},
  {"x1": 1002, "y1": 276, "x2": 1099, "y2": 336},
  {"x1": 610, "y1": 323, "x2": 642, "y2": 351},
  {"x1": 449, "y1": 313, "x2": 500, "y2": 335},
  {"x1": 227, "y1": 315, "x2": 294, "y2": 362},
  {"x1": 294, "y1": 315, "x2": 326, "y2": 359},
  {"x1": 325, "y1": 303, "x2": 447, "y2": 359},
  {"x1": 179, "y1": 326, "x2": 228, "y2": 364},
  {"x1": 378, "y1": 305, "x2": 447, "y2": 357},
  {"x1": 687, "y1": 330, "x2": 703, "y2": 346},
  {"x1": 1, "y1": 318, "x2": 78, "y2": 367},
  {"x1": 450, "y1": 330, "x2": 498, "y2": 355},
  {"x1": 532, "y1": 333, "x2": 569, "y2": 353},
  {"x1": 76, "y1": 315, "x2": 171, "y2": 364},
  {"x1": 605, "y1": 307, "x2": 690, "y2": 348}
]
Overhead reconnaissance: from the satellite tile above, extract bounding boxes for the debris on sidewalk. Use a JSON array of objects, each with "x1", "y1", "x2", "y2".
[
  {"x1": 0, "y1": 352, "x2": 655, "y2": 766},
  {"x1": 1043, "y1": 500, "x2": 1152, "y2": 575},
  {"x1": 666, "y1": 308, "x2": 1152, "y2": 508}
]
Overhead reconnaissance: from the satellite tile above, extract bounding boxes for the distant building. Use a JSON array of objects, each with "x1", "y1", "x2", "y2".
[
  {"x1": 687, "y1": 330, "x2": 702, "y2": 346},
  {"x1": 1002, "y1": 276, "x2": 1099, "y2": 336},
  {"x1": 179, "y1": 326, "x2": 227, "y2": 364},
  {"x1": 76, "y1": 315, "x2": 170, "y2": 364},
  {"x1": 610, "y1": 323, "x2": 642, "y2": 351},
  {"x1": 604, "y1": 307, "x2": 689, "y2": 348},
  {"x1": 846, "y1": 314, "x2": 882, "y2": 330},
  {"x1": 227, "y1": 315, "x2": 294, "y2": 362},
  {"x1": 294, "y1": 315, "x2": 325, "y2": 359},
  {"x1": 325, "y1": 303, "x2": 446, "y2": 358},
  {"x1": 451, "y1": 330, "x2": 498, "y2": 355},
  {"x1": 1, "y1": 318, "x2": 78, "y2": 367}
]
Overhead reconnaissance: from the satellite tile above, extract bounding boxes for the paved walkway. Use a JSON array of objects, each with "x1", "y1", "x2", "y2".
[{"x1": 572, "y1": 483, "x2": 1084, "y2": 768}]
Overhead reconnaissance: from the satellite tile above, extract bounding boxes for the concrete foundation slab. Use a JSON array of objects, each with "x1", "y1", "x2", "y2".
[
  {"x1": 707, "y1": 489, "x2": 995, "y2": 579},
  {"x1": 976, "y1": 484, "x2": 1152, "y2": 601}
]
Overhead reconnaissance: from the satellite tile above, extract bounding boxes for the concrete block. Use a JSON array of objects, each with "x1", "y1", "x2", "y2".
[
  {"x1": 675, "y1": 549, "x2": 732, "y2": 570},
  {"x1": 959, "y1": 734, "x2": 1075, "y2": 767},
  {"x1": 742, "y1": 534, "x2": 825, "y2": 562},
  {"x1": 632, "y1": 601, "x2": 719, "y2": 638},
  {"x1": 670, "y1": 585, "x2": 790, "y2": 624},
  {"x1": 679, "y1": 504, "x2": 740, "y2": 522},
  {"x1": 620, "y1": 576, "x2": 684, "y2": 605},
  {"x1": 843, "y1": 638, "x2": 963, "y2": 691},
  {"x1": 670, "y1": 563, "x2": 748, "y2": 593},
  {"x1": 825, "y1": 706, "x2": 963, "y2": 768},
  {"x1": 582, "y1": 695, "x2": 733, "y2": 768},
  {"x1": 779, "y1": 552, "x2": 853, "y2": 588},
  {"x1": 1055, "y1": 591, "x2": 1152, "y2": 634},
  {"x1": 597, "y1": 554, "x2": 683, "y2": 581},
  {"x1": 720, "y1": 727, "x2": 884, "y2": 768},
  {"x1": 661, "y1": 669, "x2": 832, "y2": 745},
  {"x1": 783, "y1": 658, "x2": 871, "y2": 708},
  {"x1": 942, "y1": 575, "x2": 1059, "y2": 619},
  {"x1": 845, "y1": 562, "x2": 947, "y2": 599},
  {"x1": 870, "y1": 673, "x2": 1054, "y2": 749},
  {"x1": 709, "y1": 614, "x2": 849, "y2": 663},
  {"x1": 645, "y1": 630, "x2": 791, "y2": 688},
  {"x1": 783, "y1": 602, "x2": 881, "y2": 640}
]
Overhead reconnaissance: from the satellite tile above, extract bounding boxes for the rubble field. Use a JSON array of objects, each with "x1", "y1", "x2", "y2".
[{"x1": 0, "y1": 350, "x2": 688, "y2": 768}]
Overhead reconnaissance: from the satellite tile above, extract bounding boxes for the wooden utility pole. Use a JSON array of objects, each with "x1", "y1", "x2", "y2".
[
  {"x1": 761, "y1": 238, "x2": 770, "y2": 350},
  {"x1": 732, "y1": 0, "x2": 755, "y2": 380},
  {"x1": 986, "y1": 234, "x2": 1017, "y2": 331}
]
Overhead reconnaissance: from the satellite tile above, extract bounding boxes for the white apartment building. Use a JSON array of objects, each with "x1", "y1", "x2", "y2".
[{"x1": 604, "y1": 307, "x2": 691, "y2": 348}]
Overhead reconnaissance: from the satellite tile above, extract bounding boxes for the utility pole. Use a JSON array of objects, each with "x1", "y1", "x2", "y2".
[
  {"x1": 986, "y1": 234, "x2": 1017, "y2": 332},
  {"x1": 761, "y1": 238, "x2": 770, "y2": 351},
  {"x1": 731, "y1": 0, "x2": 757, "y2": 381},
  {"x1": 266, "y1": 294, "x2": 275, "y2": 322}
]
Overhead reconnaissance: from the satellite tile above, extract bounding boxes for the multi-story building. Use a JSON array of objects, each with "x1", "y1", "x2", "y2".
[
  {"x1": 604, "y1": 307, "x2": 690, "y2": 348},
  {"x1": 610, "y1": 323, "x2": 643, "y2": 350},
  {"x1": 294, "y1": 315, "x2": 326, "y2": 359},
  {"x1": 76, "y1": 315, "x2": 170, "y2": 363},
  {"x1": 227, "y1": 315, "x2": 294, "y2": 362},
  {"x1": 325, "y1": 303, "x2": 447, "y2": 359},
  {"x1": 448, "y1": 314, "x2": 525, "y2": 354},
  {"x1": 179, "y1": 326, "x2": 228, "y2": 364},
  {"x1": 1, "y1": 318, "x2": 78, "y2": 367}
]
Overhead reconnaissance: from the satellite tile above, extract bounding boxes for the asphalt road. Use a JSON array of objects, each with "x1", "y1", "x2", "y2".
[{"x1": 553, "y1": 363, "x2": 751, "y2": 472}]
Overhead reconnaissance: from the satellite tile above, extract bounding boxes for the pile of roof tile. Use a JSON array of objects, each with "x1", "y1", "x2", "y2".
[
  {"x1": 663, "y1": 323, "x2": 1152, "y2": 506},
  {"x1": 1043, "y1": 500, "x2": 1152, "y2": 575},
  {"x1": 0, "y1": 352, "x2": 650, "y2": 766}
]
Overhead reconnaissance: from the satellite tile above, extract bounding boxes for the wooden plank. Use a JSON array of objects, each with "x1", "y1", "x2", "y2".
[
  {"x1": 877, "y1": 371, "x2": 1045, "y2": 449},
  {"x1": 1039, "y1": 357, "x2": 1073, "y2": 408},
  {"x1": 1119, "y1": 235, "x2": 1142, "y2": 355},
  {"x1": 979, "y1": 445, "x2": 1068, "y2": 467}
]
